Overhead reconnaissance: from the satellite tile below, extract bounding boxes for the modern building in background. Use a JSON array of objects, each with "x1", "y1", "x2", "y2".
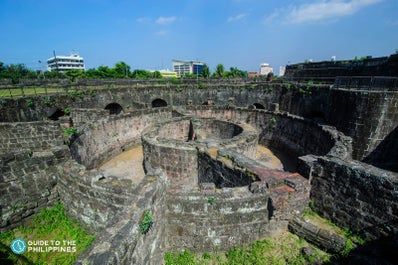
[
  {"x1": 279, "y1": 66, "x2": 286, "y2": 76},
  {"x1": 47, "y1": 53, "x2": 85, "y2": 72},
  {"x1": 248, "y1": 72, "x2": 259, "y2": 78},
  {"x1": 259, "y1": 63, "x2": 273, "y2": 76},
  {"x1": 172, "y1": 60, "x2": 207, "y2": 77},
  {"x1": 149, "y1": 70, "x2": 178, "y2": 78}
]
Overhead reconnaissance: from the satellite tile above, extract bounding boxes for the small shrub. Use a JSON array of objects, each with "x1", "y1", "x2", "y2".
[
  {"x1": 202, "y1": 252, "x2": 211, "y2": 259},
  {"x1": 342, "y1": 239, "x2": 355, "y2": 256},
  {"x1": 43, "y1": 98, "x2": 52, "y2": 106},
  {"x1": 269, "y1": 117, "x2": 277, "y2": 124},
  {"x1": 198, "y1": 82, "x2": 205, "y2": 89},
  {"x1": 26, "y1": 99, "x2": 34, "y2": 107},
  {"x1": 69, "y1": 91, "x2": 76, "y2": 100},
  {"x1": 89, "y1": 89, "x2": 96, "y2": 97},
  {"x1": 164, "y1": 250, "x2": 195, "y2": 265},
  {"x1": 76, "y1": 90, "x2": 84, "y2": 98},
  {"x1": 139, "y1": 210, "x2": 153, "y2": 235},
  {"x1": 208, "y1": 196, "x2": 216, "y2": 205},
  {"x1": 169, "y1": 77, "x2": 182, "y2": 84},
  {"x1": 64, "y1": 107, "x2": 71, "y2": 115},
  {"x1": 309, "y1": 199, "x2": 315, "y2": 209},
  {"x1": 63, "y1": 127, "x2": 77, "y2": 136},
  {"x1": 284, "y1": 83, "x2": 292, "y2": 91}
]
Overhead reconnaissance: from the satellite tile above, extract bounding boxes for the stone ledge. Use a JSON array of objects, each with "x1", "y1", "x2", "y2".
[{"x1": 288, "y1": 217, "x2": 347, "y2": 254}]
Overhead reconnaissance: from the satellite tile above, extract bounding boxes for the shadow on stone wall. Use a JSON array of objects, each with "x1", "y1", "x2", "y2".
[
  {"x1": 363, "y1": 126, "x2": 398, "y2": 173},
  {"x1": 324, "y1": 232, "x2": 398, "y2": 265}
]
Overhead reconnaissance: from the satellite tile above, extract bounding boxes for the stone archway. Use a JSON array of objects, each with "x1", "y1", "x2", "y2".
[
  {"x1": 105, "y1": 103, "x2": 124, "y2": 115},
  {"x1": 48, "y1": 108, "x2": 65, "y2": 121},
  {"x1": 152, "y1": 98, "x2": 168, "y2": 108},
  {"x1": 253, "y1": 103, "x2": 265, "y2": 109}
]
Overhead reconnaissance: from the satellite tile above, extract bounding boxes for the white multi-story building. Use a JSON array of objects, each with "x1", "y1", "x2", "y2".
[
  {"x1": 47, "y1": 53, "x2": 85, "y2": 72},
  {"x1": 279, "y1": 66, "x2": 286, "y2": 76},
  {"x1": 172, "y1": 59, "x2": 207, "y2": 77},
  {"x1": 259, "y1": 63, "x2": 273, "y2": 76}
]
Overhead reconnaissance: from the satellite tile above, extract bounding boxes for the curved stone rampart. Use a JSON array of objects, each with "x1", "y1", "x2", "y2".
[
  {"x1": 165, "y1": 188, "x2": 271, "y2": 252},
  {"x1": 183, "y1": 106, "x2": 352, "y2": 164},
  {"x1": 70, "y1": 108, "x2": 172, "y2": 169},
  {"x1": 141, "y1": 116, "x2": 259, "y2": 189}
]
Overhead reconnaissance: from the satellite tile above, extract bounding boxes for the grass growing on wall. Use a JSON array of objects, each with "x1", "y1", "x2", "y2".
[
  {"x1": 164, "y1": 231, "x2": 331, "y2": 265},
  {"x1": 0, "y1": 87, "x2": 64, "y2": 97},
  {"x1": 0, "y1": 203, "x2": 95, "y2": 265}
]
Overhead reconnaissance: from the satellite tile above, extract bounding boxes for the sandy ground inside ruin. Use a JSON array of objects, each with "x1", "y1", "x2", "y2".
[
  {"x1": 99, "y1": 144, "x2": 287, "y2": 184},
  {"x1": 256, "y1": 145, "x2": 284, "y2": 170},
  {"x1": 99, "y1": 144, "x2": 145, "y2": 184}
]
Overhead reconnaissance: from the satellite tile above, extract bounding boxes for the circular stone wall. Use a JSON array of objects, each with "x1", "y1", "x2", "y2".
[{"x1": 141, "y1": 116, "x2": 258, "y2": 189}]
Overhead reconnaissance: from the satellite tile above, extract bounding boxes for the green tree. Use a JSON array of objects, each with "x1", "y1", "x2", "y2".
[
  {"x1": 151, "y1": 71, "x2": 163, "y2": 79},
  {"x1": 3, "y1": 64, "x2": 29, "y2": 83},
  {"x1": 213, "y1": 63, "x2": 225, "y2": 78},
  {"x1": 130, "y1": 69, "x2": 151, "y2": 78},
  {"x1": 85, "y1": 68, "x2": 101, "y2": 78},
  {"x1": 114, "y1": 61, "x2": 131, "y2": 78},
  {"x1": 0, "y1": 62, "x2": 4, "y2": 75},
  {"x1": 97, "y1": 66, "x2": 114, "y2": 78},
  {"x1": 65, "y1": 69, "x2": 86, "y2": 81},
  {"x1": 200, "y1": 65, "x2": 210, "y2": 78},
  {"x1": 44, "y1": 70, "x2": 65, "y2": 79}
]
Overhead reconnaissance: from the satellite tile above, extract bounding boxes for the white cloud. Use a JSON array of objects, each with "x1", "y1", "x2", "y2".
[
  {"x1": 227, "y1": 13, "x2": 248, "y2": 22},
  {"x1": 136, "y1": 17, "x2": 151, "y2": 23},
  {"x1": 155, "y1": 16, "x2": 177, "y2": 25},
  {"x1": 265, "y1": 0, "x2": 383, "y2": 24},
  {"x1": 263, "y1": 10, "x2": 279, "y2": 25}
]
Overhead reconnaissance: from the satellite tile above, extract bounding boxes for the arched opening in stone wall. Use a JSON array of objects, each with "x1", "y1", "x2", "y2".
[
  {"x1": 152, "y1": 98, "x2": 168, "y2": 108},
  {"x1": 253, "y1": 103, "x2": 265, "y2": 109},
  {"x1": 105, "y1": 103, "x2": 124, "y2": 115},
  {"x1": 48, "y1": 109, "x2": 65, "y2": 121},
  {"x1": 303, "y1": 111, "x2": 325, "y2": 122}
]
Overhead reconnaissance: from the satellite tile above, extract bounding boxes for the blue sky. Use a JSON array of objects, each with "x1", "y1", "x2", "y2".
[{"x1": 0, "y1": 0, "x2": 397, "y2": 74}]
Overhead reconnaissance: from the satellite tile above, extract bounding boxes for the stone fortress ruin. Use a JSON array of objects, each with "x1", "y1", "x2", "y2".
[{"x1": 1, "y1": 55, "x2": 398, "y2": 264}]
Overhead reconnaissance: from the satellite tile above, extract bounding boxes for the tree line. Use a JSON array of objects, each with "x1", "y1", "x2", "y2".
[{"x1": 0, "y1": 61, "x2": 254, "y2": 83}]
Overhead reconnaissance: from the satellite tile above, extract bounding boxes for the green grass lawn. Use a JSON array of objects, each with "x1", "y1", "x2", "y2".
[
  {"x1": 0, "y1": 87, "x2": 64, "y2": 97},
  {"x1": 164, "y1": 231, "x2": 331, "y2": 265},
  {"x1": 0, "y1": 203, "x2": 95, "y2": 265}
]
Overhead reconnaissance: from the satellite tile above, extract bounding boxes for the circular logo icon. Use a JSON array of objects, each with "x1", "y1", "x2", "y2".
[{"x1": 10, "y1": 238, "x2": 27, "y2": 254}]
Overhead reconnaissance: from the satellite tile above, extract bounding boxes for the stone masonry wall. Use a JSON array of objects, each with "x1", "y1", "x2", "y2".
[
  {"x1": 57, "y1": 159, "x2": 144, "y2": 233},
  {"x1": 70, "y1": 108, "x2": 110, "y2": 128},
  {"x1": 194, "y1": 118, "x2": 243, "y2": 140},
  {"x1": 164, "y1": 189, "x2": 271, "y2": 252},
  {"x1": 75, "y1": 171, "x2": 169, "y2": 265},
  {"x1": 310, "y1": 156, "x2": 398, "y2": 240},
  {"x1": 142, "y1": 139, "x2": 198, "y2": 189},
  {"x1": 164, "y1": 147, "x2": 310, "y2": 253},
  {"x1": 141, "y1": 117, "x2": 259, "y2": 189},
  {"x1": 0, "y1": 82, "x2": 328, "y2": 123},
  {"x1": 0, "y1": 121, "x2": 64, "y2": 153},
  {"x1": 0, "y1": 146, "x2": 69, "y2": 231},
  {"x1": 157, "y1": 119, "x2": 191, "y2": 141},
  {"x1": 185, "y1": 107, "x2": 344, "y2": 163},
  {"x1": 327, "y1": 88, "x2": 398, "y2": 163},
  {"x1": 70, "y1": 108, "x2": 172, "y2": 169}
]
